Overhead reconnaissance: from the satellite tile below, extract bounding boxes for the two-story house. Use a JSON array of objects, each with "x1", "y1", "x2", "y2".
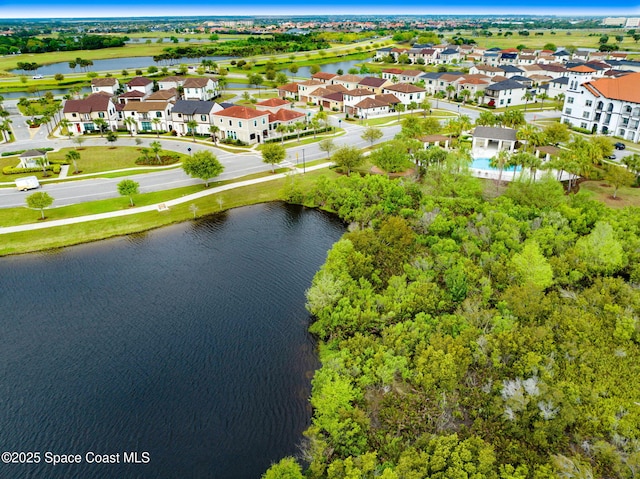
[
  {"x1": 62, "y1": 92, "x2": 118, "y2": 134},
  {"x1": 170, "y1": 100, "x2": 223, "y2": 137},
  {"x1": 183, "y1": 77, "x2": 218, "y2": 101},
  {"x1": 91, "y1": 77, "x2": 120, "y2": 95},
  {"x1": 121, "y1": 101, "x2": 173, "y2": 134},
  {"x1": 381, "y1": 83, "x2": 426, "y2": 105},
  {"x1": 212, "y1": 105, "x2": 271, "y2": 144}
]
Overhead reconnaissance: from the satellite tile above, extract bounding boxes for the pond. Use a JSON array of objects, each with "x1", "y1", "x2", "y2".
[{"x1": 0, "y1": 202, "x2": 344, "y2": 479}]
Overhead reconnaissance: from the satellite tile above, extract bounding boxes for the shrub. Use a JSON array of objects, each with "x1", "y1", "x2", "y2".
[
  {"x1": 3, "y1": 164, "x2": 60, "y2": 175},
  {"x1": 570, "y1": 126, "x2": 592, "y2": 135}
]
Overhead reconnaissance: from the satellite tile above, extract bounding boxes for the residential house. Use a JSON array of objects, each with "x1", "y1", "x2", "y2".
[
  {"x1": 518, "y1": 55, "x2": 538, "y2": 65},
  {"x1": 374, "y1": 47, "x2": 393, "y2": 61},
  {"x1": 457, "y1": 77, "x2": 490, "y2": 99},
  {"x1": 255, "y1": 97, "x2": 293, "y2": 113},
  {"x1": 381, "y1": 68, "x2": 423, "y2": 83},
  {"x1": 311, "y1": 72, "x2": 337, "y2": 83},
  {"x1": 482, "y1": 79, "x2": 528, "y2": 107},
  {"x1": 439, "y1": 48, "x2": 461, "y2": 64},
  {"x1": 499, "y1": 52, "x2": 519, "y2": 65},
  {"x1": 542, "y1": 76, "x2": 569, "y2": 98},
  {"x1": 343, "y1": 88, "x2": 376, "y2": 115},
  {"x1": 331, "y1": 74, "x2": 363, "y2": 91},
  {"x1": 351, "y1": 97, "x2": 391, "y2": 118},
  {"x1": 297, "y1": 80, "x2": 325, "y2": 102},
  {"x1": 499, "y1": 65, "x2": 525, "y2": 78},
  {"x1": 358, "y1": 77, "x2": 392, "y2": 94},
  {"x1": 319, "y1": 91, "x2": 344, "y2": 111},
  {"x1": 170, "y1": 100, "x2": 223, "y2": 137},
  {"x1": 126, "y1": 77, "x2": 154, "y2": 96},
  {"x1": 268, "y1": 109, "x2": 306, "y2": 134},
  {"x1": 122, "y1": 101, "x2": 173, "y2": 133},
  {"x1": 561, "y1": 72, "x2": 640, "y2": 141},
  {"x1": 157, "y1": 76, "x2": 184, "y2": 91},
  {"x1": 62, "y1": 92, "x2": 118, "y2": 134},
  {"x1": 538, "y1": 63, "x2": 568, "y2": 79},
  {"x1": 382, "y1": 83, "x2": 426, "y2": 105},
  {"x1": 91, "y1": 77, "x2": 119, "y2": 95},
  {"x1": 212, "y1": 105, "x2": 270, "y2": 144},
  {"x1": 469, "y1": 64, "x2": 504, "y2": 77},
  {"x1": 277, "y1": 82, "x2": 299, "y2": 100},
  {"x1": 147, "y1": 89, "x2": 178, "y2": 102},
  {"x1": 182, "y1": 77, "x2": 218, "y2": 100},
  {"x1": 117, "y1": 90, "x2": 146, "y2": 105}
]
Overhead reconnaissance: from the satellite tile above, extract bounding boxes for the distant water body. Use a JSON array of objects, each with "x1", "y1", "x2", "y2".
[{"x1": 0, "y1": 203, "x2": 344, "y2": 479}]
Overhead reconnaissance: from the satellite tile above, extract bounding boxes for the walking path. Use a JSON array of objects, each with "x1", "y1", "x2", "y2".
[{"x1": 0, "y1": 162, "x2": 332, "y2": 235}]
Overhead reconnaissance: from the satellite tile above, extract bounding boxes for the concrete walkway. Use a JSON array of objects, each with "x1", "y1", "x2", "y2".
[{"x1": 0, "y1": 162, "x2": 332, "y2": 235}]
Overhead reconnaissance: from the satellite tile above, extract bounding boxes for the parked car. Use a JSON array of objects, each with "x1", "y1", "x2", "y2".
[
  {"x1": 607, "y1": 154, "x2": 617, "y2": 160},
  {"x1": 32, "y1": 74, "x2": 43, "y2": 79},
  {"x1": 614, "y1": 142, "x2": 626, "y2": 150}
]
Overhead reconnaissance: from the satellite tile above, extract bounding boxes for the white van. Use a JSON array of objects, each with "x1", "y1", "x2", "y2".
[{"x1": 15, "y1": 176, "x2": 40, "y2": 191}]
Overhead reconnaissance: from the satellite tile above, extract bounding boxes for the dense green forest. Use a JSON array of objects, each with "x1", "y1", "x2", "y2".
[
  {"x1": 152, "y1": 34, "x2": 330, "y2": 63},
  {"x1": 0, "y1": 33, "x2": 128, "y2": 55},
  {"x1": 264, "y1": 162, "x2": 640, "y2": 478}
]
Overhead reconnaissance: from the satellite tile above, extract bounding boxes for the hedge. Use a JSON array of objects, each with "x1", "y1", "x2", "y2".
[{"x1": 3, "y1": 164, "x2": 61, "y2": 175}]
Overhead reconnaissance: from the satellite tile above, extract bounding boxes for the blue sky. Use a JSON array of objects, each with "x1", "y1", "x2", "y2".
[{"x1": 1, "y1": 0, "x2": 639, "y2": 18}]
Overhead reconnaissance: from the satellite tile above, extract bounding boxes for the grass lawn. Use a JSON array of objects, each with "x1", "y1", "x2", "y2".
[
  {"x1": 0, "y1": 167, "x2": 338, "y2": 256},
  {"x1": 579, "y1": 180, "x2": 640, "y2": 209},
  {"x1": 45, "y1": 146, "x2": 188, "y2": 175}
]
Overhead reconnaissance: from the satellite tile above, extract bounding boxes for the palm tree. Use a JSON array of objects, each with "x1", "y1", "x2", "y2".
[
  {"x1": 395, "y1": 103, "x2": 406, "y2": 121},
  {"x1": 459, "y1": 89, "x2": 471, "y2": 105},
  {"x1": 309, "y1": 117, "x2": 321, "y2": 138},
  {"x1": 434, "y1": 91, "x2": 446, "y2": 109},
  {"x1": 516, "y1": 123, "x2": 541, "y2": 153},
  {"x1": 123, "y1": 117, "x2": 136, "y2": 136},
  {"x1": 0, "y1": 119, "x2": 12, "y2": 142},
  {"x1": 314, "y1": 110, "x2": 328, "y2": 130},
  {"x1": 445, "y1": 84, "x2": 456, "y2": 100},
  {"x1": 65, "y1": 149, "x2": 81, "y2": 174},
  {"x1": 489, "y1": 149, "x2": 510, "y2": 190},
  {"x1": 293, "y1": 121, "x2": 305, "y2": 142},
  {"x1": 93, "y1": 118, "x2": 108, "y2": 138},
  {"x1": 538, "y1": 92, "x2": 550, "y2": 109},
  {"x1": 152, "y1": 118, "x2": 162, "y2": 137},
  {"x1": 473, "y1": 90, "x2": 484, "y2": 105},
  {"x1": 186, "y1": 119, "x2": 198, "y2": 142},
  {"x1": 420, "y1": 99, "x2": 432, "y2": 118},
  {"x1": 150, "y1": 140, "x2": 162, "y2": 164},
  {"x1": 523, "y1": 91, "x2": 534, "y2": 113},
  {"x1": 276, "y1": 124, "x2": 288, "y2": 143},
  {"x1": 209, "y1": 125, "x2": 219, "y2": 144},
  {"x1": 59, "y1": 118, "x2": 72, "y2": 138}
]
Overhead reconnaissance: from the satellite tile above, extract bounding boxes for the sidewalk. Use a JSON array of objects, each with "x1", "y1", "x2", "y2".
[{"x1": 0, "y1": 162, "x2": 332, "y2": 235}]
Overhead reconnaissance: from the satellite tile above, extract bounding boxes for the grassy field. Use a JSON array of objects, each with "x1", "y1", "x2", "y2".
[
  {"x1": 0, "y1": 168, "x2": 338, "y2": 256},
  {"x1": 579, "y1": 180, "x2": 640, "y2": 208}
]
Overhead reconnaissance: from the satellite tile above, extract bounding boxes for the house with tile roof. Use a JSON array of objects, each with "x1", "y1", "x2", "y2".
[
  {"x1": 382, "y1": 83, "x2": 426, "y2": 105},
  {"x1": 318, "y1": 91, "x2": 344, "y2": 111},
  {"x1": 482, "y1": 79, "x2": 528, "y2": 107},
  {"x1": 381, "y1": 68, "x2": 423, "y2": 83},
  {"x1": 469, "y1": 64, "x2": 504, "y2": 77},
  {"x1": 157, "y1": 76, "x2": 184, "y2": 91},
  {"x1": 561, "y1": 72, "x2": 640, "y2": 142},
  {"x1": 267, "y1": 109, "x2": 306, "y2": 131},
  {"x1": 121, "y1": 101, "x2": 173, "y2": 134},
  {"x1": 62, "y1": 93, "x2": 118, "y2": 134},
  {"x1": 183, "y1": 77, "x2": 218, "y2": 101},
  {"x1": 277, "y1": 82, "x2": 299, "y2": 100},
  {"x1": 297, "y1": 80, "x2": 325, "y2": 102},
  {"x1": 91, "y1": 77, "x2": 119, "y2": 95},
  {"x1": 343, "y1": 88, "x2": 377, "y2": 115},
  {"x1": 126, "y1": 77, "x2": 154, "y2": 96},
  {"x1": 331, "y1": 74, "x2": 363, "y2": 91},
  {"x1": 147, "y1": 89, "x2": 178, "y2": 102},
  {"x1": 170, "y1": 100, "x2": 223, "y2": 137},
  {"x1": 212, "y1": 105, "x2": 271, "y2": 144},
  {"x1": 358, "y1": 77, "x2": 393, "y2": 94},
  {"x1": 255, "y1": 97, "x2": 293, "y2": 113},
  {"x1": 311, "y1": 72, "x2": 337, "y2": 83}
]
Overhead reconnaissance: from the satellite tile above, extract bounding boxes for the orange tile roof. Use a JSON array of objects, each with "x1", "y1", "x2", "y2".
[
  {"x1": 584, "y1": 72, "x2": 640, "y2": 103},
  {"x1": 569, "y1": 65, "x2": 596, "y2": 73},
  {"x1": 312, "y1": 72, "x2": 337, "y2": 80},
  {"x1": 256, "y1": 97, "x2": 289, "y2": 107},
  {"x1": 278, "y1": 82, "x2": 299, "y2": 93},
  {"x1": 213, "y1": 105, "x2": 269, "y2": 119},
  {"x1": 269, "y1": 109, "x2": 305, "y2": 122}
]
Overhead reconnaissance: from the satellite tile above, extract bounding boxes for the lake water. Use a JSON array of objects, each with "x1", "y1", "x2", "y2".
[
  {"x1": 0, "y1": 203, "x2": 344, "y2": 479},
  {"x1": 284, "y1": 59, "x2": 368, "y2": 79}
]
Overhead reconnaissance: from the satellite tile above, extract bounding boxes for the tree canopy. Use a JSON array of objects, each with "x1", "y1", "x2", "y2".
[{"x1": 182, "y1": 150, "x2": 224, "y2": 187}]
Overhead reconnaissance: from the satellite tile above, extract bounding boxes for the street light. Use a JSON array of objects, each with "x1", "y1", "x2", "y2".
[
  {"x1": 457, "y1": 104, "x2": 460, "y2": 116},
  {"x1": 302, "y1": 148, "x2": 306, "y2": 174}
]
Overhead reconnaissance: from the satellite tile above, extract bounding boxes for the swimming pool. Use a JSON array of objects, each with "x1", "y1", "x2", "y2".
[{"x1": 471, "y1": 157, "x2": 519, "y2": 172}]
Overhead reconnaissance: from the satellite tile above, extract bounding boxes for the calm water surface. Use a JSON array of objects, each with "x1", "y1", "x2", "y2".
[{"x1": 0, "y1": 203, "x2": 344, "y2": 479}]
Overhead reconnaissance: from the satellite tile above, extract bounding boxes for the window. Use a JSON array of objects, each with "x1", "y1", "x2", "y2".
[
  {"x1": 177, "y1": 113, "x2": 182, "y2": 118},
  {"x1": 585, "y1": 100, "x2": 592, "y2": 107},
  {"x1": 254, "y1": 120, "x2": 257, "y2": 127},
  {"x1": 201, "y1": 115, "x2": 207, "y2": 121},
  {"x1": 500, "y1": 99, "x2": 504, "y2": 105},
  {"x1": 238, "y1": 121, "x2": 242, "y2": 128},
  {"x1": 72, "y1": 113, "x2": 77, "y2": 118},
  {"x1": 156, "y1": 112, "x2": 162, "y2": 118},
  {"x1": 141, "y1": 121, "x2": 152, "y2": 131},
  {"x1": 98, "y1": 112, "x2": 105, "y2": 118},
  {"x1": 582, "y1": 112, "x2": 590, "y2": 119},
  {"x1": 580, "y1": 122, "x2": 588, "y2": 129},
  {"x1": 229, "y1": 120, "x2": 232, "y2": 126},
  {"x1": 262, "y1": 118, "x2": 266, "y2": 125},
  {"x1": 84, "y1": 122, "x2": 95, "y2": 131},
  {"x1": 567, "y1": 97, "x2": 574, "y2": 104},
  {"x1": 565, "y1": 108, "x2": 572, "y2": 115},
  {"x1": 619, "y1": 129, "x2": 625, "y2": 136},
  {"x1": 623, "y1": 118, "x2": 629, "y2": 126},
  {"x1": 624, "y1": 105, "x2": 632, "y2": 114}
]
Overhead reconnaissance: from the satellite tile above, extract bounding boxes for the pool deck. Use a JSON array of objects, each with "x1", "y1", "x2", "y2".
[{"x1": 470, "y1": 148, "x2": 572, "y2": 183}]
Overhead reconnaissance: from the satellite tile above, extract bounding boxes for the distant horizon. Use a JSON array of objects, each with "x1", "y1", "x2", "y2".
[{"x1": 1, "y1": 4, "x2": 639, "y2": 20}]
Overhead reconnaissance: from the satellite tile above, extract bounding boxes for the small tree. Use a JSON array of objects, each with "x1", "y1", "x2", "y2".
[
  {"x1": 261, "y1": 143, "x2": 286, "y2": 173},
  {"x1": 276, "y1": 124, "x2": 288, "y2": 144},
  {"x1": 152, "y1": 117, "x2": 162, "y2": 137},
  {"x1": 93, "y1": 118, "x2": 108, "y2": 137},
  {"x1": 395, "y1": 102, "x2": 406, "y2": 120},
  {"x1": 361, "y1": 126, "x2": 383, "y2": 147},
  {"x1": 117, "y1": 179, "x2": 139, "y2": 206},
  {"x1": 65, "y1": 149, "x2": 81, "y2": 174},
  {"x1": 209, "y1": 125, "x2": 219, "y2": 144},
  {"x1": 26, "y1": 191, "x2": 53, "y2": 220},
  {"x1": 604, "y1": 164, "x2": 635, "y2": 199},
  {"x1": 150, "y1": 140, "x2": 162, "y2": 164},
  {"x1": 186, "y1": 119, "x2": 198, "y2": 142},
  {"x1": 106, "y1": 131, "x2": 118, "y2": 147},
  {"x1": 182, "y1": 150, "x2": 224, "y2": 187},
  {"x1": 332, "y1": 145, "x2": 364, "y2": 176},
  {"x1": 293, "y1": 121, "x2": 305, "y2": 142},
  {"x1": 318, "y1": 138, "x2": 336, "y2": 159}
]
